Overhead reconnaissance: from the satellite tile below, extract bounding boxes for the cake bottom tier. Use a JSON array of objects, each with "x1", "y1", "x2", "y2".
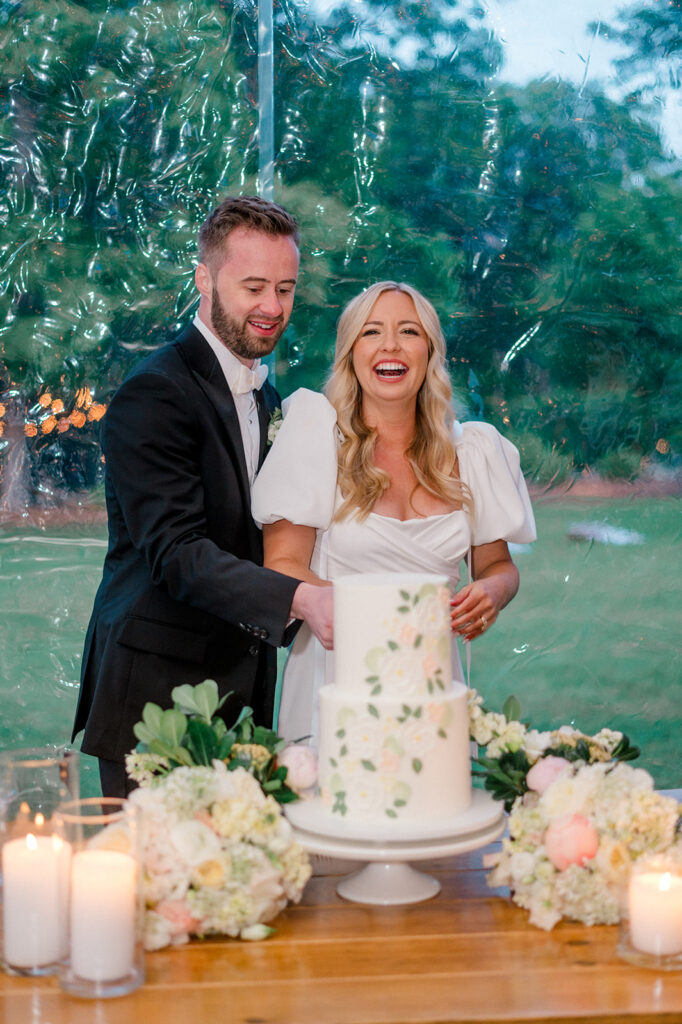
[{"x1": 317, "y1": 681, "x2": 471, "y2": 823}]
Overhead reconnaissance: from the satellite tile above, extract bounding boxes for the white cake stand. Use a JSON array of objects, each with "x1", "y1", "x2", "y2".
[{"x1": 285, "y1": 789, "x2": 505, "y2": 906}]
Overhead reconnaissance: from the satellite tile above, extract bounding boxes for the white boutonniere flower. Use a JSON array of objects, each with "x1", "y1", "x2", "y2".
[{"x1": 267, "y1": 407, "x2": 283, "y2": 445}]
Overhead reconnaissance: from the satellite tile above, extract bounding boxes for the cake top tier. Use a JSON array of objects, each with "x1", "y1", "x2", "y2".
[{"x1": 333, "y1": 572, "x2": 453, "y2": 697}]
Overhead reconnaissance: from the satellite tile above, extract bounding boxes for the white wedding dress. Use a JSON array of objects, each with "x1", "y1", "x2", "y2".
[{"x1": 251, "y1": 389, "x2": 536, "y2": 743}]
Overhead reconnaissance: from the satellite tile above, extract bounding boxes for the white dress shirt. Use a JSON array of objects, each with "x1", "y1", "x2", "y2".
[{"x1": 193, "y1": 314, "x2": 268, "y2": 485}]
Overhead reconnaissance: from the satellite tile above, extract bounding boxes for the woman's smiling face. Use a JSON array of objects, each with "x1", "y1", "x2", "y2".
[{"x1": 351, "y1": 289, "x2": 430, "y2": 408}]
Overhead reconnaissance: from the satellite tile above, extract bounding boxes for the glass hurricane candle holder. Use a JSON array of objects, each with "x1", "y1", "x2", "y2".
[
  {"x1": 618, "y1": 853, "x2": 682, "y2": 970},
  {"x1": 55, "y1": 797, "x2": 145, "y2": 999},
  {"x1": 0, "y1": 746, "x2": 79, "y2": 976}
]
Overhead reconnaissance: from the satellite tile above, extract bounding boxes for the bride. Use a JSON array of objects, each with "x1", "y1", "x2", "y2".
[{"x1": 251, "y1": 281, "x2": 536, "y2": 742}]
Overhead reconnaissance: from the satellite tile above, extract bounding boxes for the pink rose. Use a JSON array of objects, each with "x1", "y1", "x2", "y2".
[
  {"x1": 155, "y1": 899, "x2": 202, "y2": 938},
  {"x1": 278, "y1": 744, "x2": 318, "y2": 792},
  {"x1": 526, "y1": 755, "x2": 571, "y2": 795},
  {"x1": 544, "y1": 813, "x2": 599, "y2": 871}
]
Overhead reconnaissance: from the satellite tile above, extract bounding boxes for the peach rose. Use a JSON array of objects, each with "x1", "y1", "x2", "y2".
[
  {"x1": 526, "y1": 755, "x2": 571, "y2": 795},
  {"x1": 155, "y1": 899, "x2": 201, "y2": 938},
  {"x1": 543, "y1": 813, "x2": 599, "y2": 871}
]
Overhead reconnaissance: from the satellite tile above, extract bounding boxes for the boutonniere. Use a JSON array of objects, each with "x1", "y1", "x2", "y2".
[{"x1": 267, "y1": 406, "x2": 283, "y2": 446}]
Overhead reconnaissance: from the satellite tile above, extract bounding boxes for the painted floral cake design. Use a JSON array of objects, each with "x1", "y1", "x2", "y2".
[
  {"x1": 363, "y1": 583, "x2": 451, "y2": 699},
  {"x1": 324, "y1": 700, "x2": 455, "y2": 818},
  {"x1": 318, "y1": 572, "x2": 472, "y2": 824}
]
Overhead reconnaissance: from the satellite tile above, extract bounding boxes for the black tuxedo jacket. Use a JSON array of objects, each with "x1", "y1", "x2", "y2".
[{"x1": 72, "y1": 324, "x2": 300, "y2": 762}]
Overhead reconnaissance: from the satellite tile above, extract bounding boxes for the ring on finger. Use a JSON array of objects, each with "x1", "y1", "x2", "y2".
[{"x1": 480, "y1": 615, "x2": 488, "y2": 631}]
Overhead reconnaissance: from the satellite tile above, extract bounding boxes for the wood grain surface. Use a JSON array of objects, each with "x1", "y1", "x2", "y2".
[{"x1": 2, "y1": 839, "x2": 682, "y2": 1024}]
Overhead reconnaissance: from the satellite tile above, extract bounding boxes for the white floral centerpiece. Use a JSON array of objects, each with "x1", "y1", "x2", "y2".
[
  {"x1": 468, "y1": 690, "x2": 682, "y2": 930},
  {"x1": 125, "y1": 680, "x2": 311, "y2": 950}
]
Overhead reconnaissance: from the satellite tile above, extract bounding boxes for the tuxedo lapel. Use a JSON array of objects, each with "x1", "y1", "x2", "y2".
[{"x1": 175, "y1": 326, "x2": 251, "y2": 502}]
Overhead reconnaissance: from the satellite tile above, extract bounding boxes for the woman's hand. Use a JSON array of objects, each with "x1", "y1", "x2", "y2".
[{"x1": 450, "y1": 539, "x2": 520, "y2": 642}]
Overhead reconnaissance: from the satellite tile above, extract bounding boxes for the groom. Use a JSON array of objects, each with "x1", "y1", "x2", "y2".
[{"x1": 72, "y1": 196, "x2": 332, "y2": 796}]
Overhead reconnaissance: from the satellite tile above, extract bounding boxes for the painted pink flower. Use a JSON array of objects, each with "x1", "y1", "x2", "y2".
[
  {"x1": 399, "y1": 623, "x2": 418, "y2": 645},
  {"x1": 155, "y1": 899, "x2": 202, "y2": 938},
  {"x1": 278, "y1": 744, "x2": 318, "y2": 792},
  {"x1": 544, "y1": 813, "x2": 599, "y2": 871},
  {"x1": 379, "y1": 748, "x2": 401, "y2": 773},
  {"x1": 526, "y1": 755, "x2": 571, "y2": 795}
]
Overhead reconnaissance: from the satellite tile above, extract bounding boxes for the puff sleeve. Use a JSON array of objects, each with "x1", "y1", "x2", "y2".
[
  {"x1": 454, "y1": 421, "x2": 536, "y2": 546},
  {"x1": 251, "y1": 388, "x2": 338, "y2": 530}
]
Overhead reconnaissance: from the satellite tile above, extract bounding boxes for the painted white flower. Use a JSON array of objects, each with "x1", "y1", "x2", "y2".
[
  {"x1": 344, "y1": 771, "x2": 387, "y2": 816},
  {"x1": 401, "y1": 717, "x2": 438, "y2": 757},
  {"x1": 375, "y1": 647, "x2": 426, "y2": 696},
  {"x1": 413, "y1": 592, "x2": 449, "y2": 637},
  {"x1": 344, "y1": 714, "x2": 383, "y2": 759}
]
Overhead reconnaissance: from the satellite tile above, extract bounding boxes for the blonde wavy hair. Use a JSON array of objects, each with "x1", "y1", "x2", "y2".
[{"x1": 325, "y1": 281, "x2": 472, "y2": 521}]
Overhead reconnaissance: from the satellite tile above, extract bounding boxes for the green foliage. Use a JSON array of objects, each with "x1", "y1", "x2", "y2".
[
  {"x1": 131, "y1": 680, "x2": 298, "y2": 804},
  {"x1": 1, "y1": 0, "x2": 680, "y2": 500}
]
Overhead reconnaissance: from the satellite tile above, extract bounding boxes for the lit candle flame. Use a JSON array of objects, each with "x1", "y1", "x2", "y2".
[
  {"x1": 26, "y1": 833, "x2": 37, "y2": 851},
  {"x1": 659, "y1": 872, "x2": 672, "y2": 893},
  {"x1": 34, "y1": 813, "x2": 45, "y2": 827}
]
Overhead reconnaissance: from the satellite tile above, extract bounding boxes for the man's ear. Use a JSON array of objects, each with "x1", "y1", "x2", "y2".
[{"x1": 195, "y1": 262, "x2": 212, "y2": 299}]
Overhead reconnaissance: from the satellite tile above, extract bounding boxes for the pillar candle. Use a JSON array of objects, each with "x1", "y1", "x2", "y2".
[
  {"x1": 2, "y1": 833, "x2": 70, "y2": 969},
  {"x1": 70, "y1": 849, "x2": 137, "y2": 982},
  {"x1": 629, "y1": 870, "x2": 682, "y2": 956}
]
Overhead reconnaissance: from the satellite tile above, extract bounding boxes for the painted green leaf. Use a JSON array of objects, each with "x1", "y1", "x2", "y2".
[
  {"x1": 414, "y1": 634, "x2": 423, "y2": 647},
  {"x1": 361, "y1": 759, "x2": 376, "y2": 771},
  {"x1": 393, "y1": 781, "x2": 411, "y2": 802},
  {"x1": 412, "y1": 758, "x2": 423, "y2": 774},
  {"x1": 387, "y1": 640, "x2": 399, "y2": 651},
  {"x1": 365, "y1": 647, "x2": 387, "y2": 673},
  {"x1": 385, "y1": 808, "x2": 398, "y2": 818},
  {"x1": 367, "y1": 704, "x2": 379, "y2": 718}
]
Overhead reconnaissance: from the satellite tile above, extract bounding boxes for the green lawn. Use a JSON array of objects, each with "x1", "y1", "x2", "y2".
[{"x1": 1, "y1": 496, "x2": 679, "y2": 795}]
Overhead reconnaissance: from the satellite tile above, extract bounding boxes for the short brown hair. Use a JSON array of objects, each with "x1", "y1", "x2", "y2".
[{"x1": 198, "y1": 195, "x2": 300, "y2": 265}]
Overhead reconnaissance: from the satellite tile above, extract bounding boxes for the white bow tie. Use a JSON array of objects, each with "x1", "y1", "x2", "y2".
[{"x1": 231, "y1": 362, "x2": 269, "y2": 396}]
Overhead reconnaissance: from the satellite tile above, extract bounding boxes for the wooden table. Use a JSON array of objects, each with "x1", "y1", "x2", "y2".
[{"x1": 3, "y1": 838, "x2": 682, "y2": 1024}]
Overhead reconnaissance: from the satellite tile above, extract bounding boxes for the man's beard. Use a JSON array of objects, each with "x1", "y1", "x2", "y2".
[{"x1": 210, "y1": 286, "x2": 284, "y2": 360}]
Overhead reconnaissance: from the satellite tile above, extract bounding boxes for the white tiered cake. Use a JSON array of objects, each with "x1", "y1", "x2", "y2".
[{"x1": 317, "y1": 572, "x2": 471, "y2": 824}]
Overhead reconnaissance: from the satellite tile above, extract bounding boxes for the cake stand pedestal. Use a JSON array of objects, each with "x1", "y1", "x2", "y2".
[{"x1": 286, "y1": 789, "x2": 505, "y2": 906}]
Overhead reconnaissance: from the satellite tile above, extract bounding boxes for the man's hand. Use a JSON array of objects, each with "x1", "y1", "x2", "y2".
[{"x1": 290, "y1": 582, "x2": 334, "y2": 650}]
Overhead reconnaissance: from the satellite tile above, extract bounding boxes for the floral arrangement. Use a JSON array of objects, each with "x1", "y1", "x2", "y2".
[
  {"x1": 468, "y1": 690, "x2": 681, "y2": 930},
  {"x1": 126, "y1": 679, "x2": 298, "y2": 803},
  {"x1": 124, "y1": 681, "x2": 311, "y2": 950}
]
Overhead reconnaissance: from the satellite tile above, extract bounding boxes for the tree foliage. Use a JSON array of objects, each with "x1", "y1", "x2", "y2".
[{"x1": 0, "y1": 0, "x2": 679, "y2": 506}]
